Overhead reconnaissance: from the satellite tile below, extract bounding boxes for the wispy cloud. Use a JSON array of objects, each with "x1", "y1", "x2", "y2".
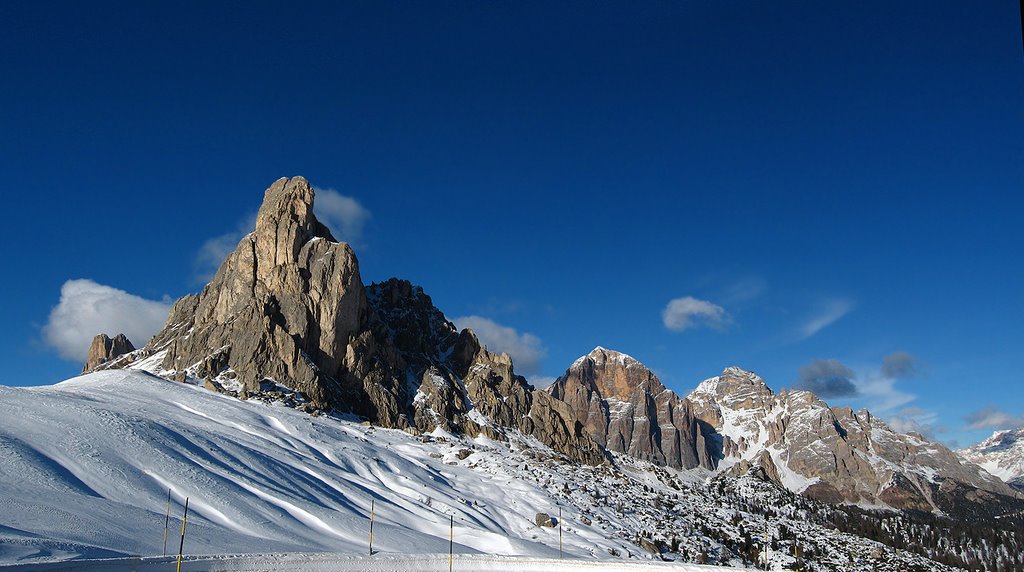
[
  {"x1": 881, "y1": 351, "x2": 918, "y2": 379},
  {"x1": 313, "y1": 187, "x2": 371, "y2": 245},
  {"x1": 964, "y1": 407, "x2": 1024, "y2": 431},
  {"x1": 194, "y1": 212, "x2": 257, "y2": 283},
  {"x1": 721, "y1": 276, "x2": 768, "y2": 305},
  {"x1": 855, "y1": 351, "x2": 920, "y2": 413},
  {"x1": 798, "y1": 299, "x2": 852, "y2": 339},
  {"x1": 856, "y1": 371, "x2": 917, "y2": 412},
  {"x1": 796, "y1": 358, "x2": 858, "y2": 398},
  {"x1": 191, "y1": 187, "x2": 371, "y2": 283},
  {"x1": 887, "y1": 406, "x2": 940, "y2": 437},
  {"x1": 530, "y1": 376, "x2": 558, "y2": 390},
  {"x1": 793, "y1": 351, "x2": 922, "y2": 415},
  {"x1": 662, "y1": 296, "x2": 730, "y2": 332},
  {"x1": 452, "y1": 316, "x2": 546, "y2": 376},
  {"x1": 43, "y1": 279, "x2": 171, "y2": 362}
]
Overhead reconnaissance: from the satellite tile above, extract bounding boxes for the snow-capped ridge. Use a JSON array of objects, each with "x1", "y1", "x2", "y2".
[{"x1": 958, "y1": 427, "x2": 1024, "y2": 488}]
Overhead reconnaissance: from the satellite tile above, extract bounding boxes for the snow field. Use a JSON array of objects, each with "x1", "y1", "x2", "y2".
[{"x1": 0, "y1": 371, "x2": 668, "y2": 564}]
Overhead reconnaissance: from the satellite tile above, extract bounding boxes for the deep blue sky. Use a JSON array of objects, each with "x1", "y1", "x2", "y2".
[{"x1": 2, "y1": 1, "x2": 1021, "y2": 447}]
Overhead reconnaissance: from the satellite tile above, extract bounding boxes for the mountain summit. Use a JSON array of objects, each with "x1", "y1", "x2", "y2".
[
  {"x1": 958, "y1": 428, "x2": 1024, "y2": 491},
  {"x1": 686, "y1": 367, "x2": 1018, "y2": 512},
  {"x1": 108, "y1": 177, "x2": 603, "y2": 464},
  {"x1": 549, "y1": 347, "x2": 714, "y2": 470}
]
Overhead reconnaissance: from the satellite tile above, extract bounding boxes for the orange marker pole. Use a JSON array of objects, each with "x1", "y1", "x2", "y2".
[{"x1": 368, "y1": 499, "x2": 375, "y2": 555}]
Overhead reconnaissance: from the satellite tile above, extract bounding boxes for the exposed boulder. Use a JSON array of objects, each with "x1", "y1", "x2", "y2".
[
  {"x1": 534, "y1": 512, "x2": 556, "y2": 527},
  {"x1": 82, "y1": 333, "x2": 135, "y2": 373}
]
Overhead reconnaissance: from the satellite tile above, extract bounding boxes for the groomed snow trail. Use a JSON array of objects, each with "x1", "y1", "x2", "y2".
[{"x1": 0, "y1": 553, "x2": 726, "y2": 571}]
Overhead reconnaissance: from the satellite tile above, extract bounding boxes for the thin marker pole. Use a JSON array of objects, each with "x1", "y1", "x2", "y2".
[
  {"x1": 175, "y1": 497, "x2": 189, "y2": 572},
  {"x1": 558, "y1": 506, "x2": 562, "y2": 559},
  {"x1": 449, "y1": 514, "x2": 454, "y2": 572},
  {"x1": 163, "y1": 488, "x2": 171, "y2": 556},
  {"x1": 368, "y1": 499, "x2": 375, "y2": 555}
]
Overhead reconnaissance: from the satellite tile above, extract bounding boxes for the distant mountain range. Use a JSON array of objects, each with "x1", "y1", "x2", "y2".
[
  {"x1": 35, "y1": 176, "x2": 1021, "y2": 570},
  {"x1": 958, "y1": 428, "x2": 1024, "y2": 492}
]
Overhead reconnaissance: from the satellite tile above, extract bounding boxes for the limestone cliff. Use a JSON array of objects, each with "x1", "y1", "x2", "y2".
[
  {"x1": 129, "y1": 177, "x2": 603, "y2": 464},
  {"x1": 549, "y1": 347, "x2": 713, "y2": 470},
  {"x1": 687, "y1": 367, "x2": 1019, "y2": 512},
  {"x1": 82, "y1": 333, "x2": 135, "y2": 373}
]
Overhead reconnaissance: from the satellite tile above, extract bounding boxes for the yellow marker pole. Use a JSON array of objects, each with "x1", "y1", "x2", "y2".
[
  {"x1": 163, "y1": 488, "x2": 171, "y2": 556},
  {"x1": 175, "y1": 497, "x2": 189, "y2": 572},
  {"x1": 449, "y1": 514, "x2": 454, "y2": 572},
  {"x1": 368, "y1": 499, "x2": 375, "y2": 555}
]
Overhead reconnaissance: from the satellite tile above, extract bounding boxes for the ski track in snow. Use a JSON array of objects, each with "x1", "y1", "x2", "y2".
[{"x1": 0, "y1": 371, "x2": 719, "y2": 569}]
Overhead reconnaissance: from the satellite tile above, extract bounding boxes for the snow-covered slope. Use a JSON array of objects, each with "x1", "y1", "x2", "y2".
[
  {"x1": 0, "y1": 371, "x2": 974, "y2": 570},
  {"x1": 0, "y1": 370, "x2": 583, "y2": 563},
  {"x1": 958, "y1": 428, "x2": 1024, "y2": 490}
]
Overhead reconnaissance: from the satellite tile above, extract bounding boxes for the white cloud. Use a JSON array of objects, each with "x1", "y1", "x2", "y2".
[
  {"x1": 191, "y1": 187, "x2": 370, "y2": 283},
  {"x1": 856, "y1": 373, "x2": 916, "y2": 413},
  {"x1": 193, "y1": 212, "x2": 257, "y2": 283},
  {"x1": 798, "y1": 299, "x2": 852, "y2": 339},
  {"x1": 964, "y1": 408, "x2": 1024, "y2": 431},
  {"x1": 887, "y1": 406, "x2": 939, "y2": 437},
  {"x1": 452, "y1": 316, "x2": 546, "y2": 375},
  {"x1": 530, "y1": 376, "x2": 558, "y2": 390},
  {"x1": 661, "y1": 296, "x2": 730, "y2": 332},
  {"x1": 43, "y1": 279, "x2": 172, "y2": 362},
  {"x1": 314, "y1": 187, "x2": 371, "y2": 245}
]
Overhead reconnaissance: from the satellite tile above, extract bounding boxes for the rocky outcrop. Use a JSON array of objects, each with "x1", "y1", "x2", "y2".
[
  {"x1": 687, "y1": 367, "x2": 1019, "y2": 511},
  {"x1": 82, "y1": 334, "x2": 135, "y2": 373},
  {"x1": 549, "y1": 347, "x2": 713, "y2": 470},
  {"x1": 340, "y1": 278, "x2": 605, "y2": 464},
  {"x1": 130, "y1": 177, "x2": 603, "y2": 464},
  {"x1": 146, "y1": 177, "x2": 366, "y2": 406}
]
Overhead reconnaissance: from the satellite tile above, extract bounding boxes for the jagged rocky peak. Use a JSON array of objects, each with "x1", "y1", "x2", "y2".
[
  {"x1": 685, "y1": 368, "x2": 1019, "y2": 512},
  {"x1": 124, "y1": 177, "x2": 603, "y2": 465},
  {"x1": 550, "y1": 347, "x2": 714, "y2": 470},
  {"x1": 82, "y1": 333, "x2": 135, "y2": 373},
  {"x1": 567, "y1": 347, "x2": 662, "y2": 400},
  {"x1": 144, "y1": 176, "x2": 366, "y2": 406},
  {"x1": 691, "y1": 366, "x2": 774, "y2": 410}
]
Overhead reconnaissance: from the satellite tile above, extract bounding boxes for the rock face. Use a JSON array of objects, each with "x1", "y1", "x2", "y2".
[
  {"x1": 335, "y1": 278, "x2": 605, "y2": 464},
  {"x1": 548, "y1": 347, "x2": 713, "y2": 470},
  {"x1": 958, "y1": 428, "x2": 1024, "y2": 492},
  {"x1": 82, "y1": 334, "x2": 135, "y2": 373},
  {"x1": 686, "y1": 367, "x2": 1019, "y2": 512},
  {"x1": 147, "y1": 177, "x2": 366, "y2": 406},
  {"x1": 132, "y1": 177, "x2": 603, "y2": 464}
]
